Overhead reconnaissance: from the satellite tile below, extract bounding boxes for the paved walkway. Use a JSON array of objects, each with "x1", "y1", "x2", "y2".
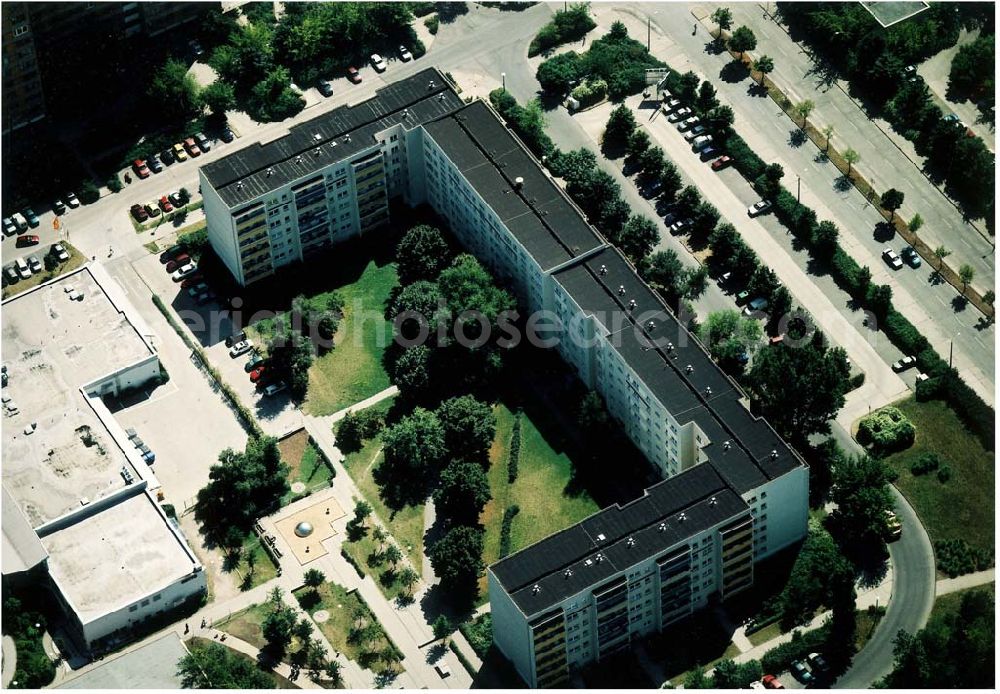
[
  {"x1": 935, "y1": 568, "x2": 994, "y2": 596},
  {"x1": 1, "y1": 635, "x2": 15, "y2": 688}
]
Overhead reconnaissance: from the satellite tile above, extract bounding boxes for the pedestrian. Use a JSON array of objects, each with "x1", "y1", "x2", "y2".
[
  {"x1": 201, "y1": 618, "x2": 207, "y2": 628},
  {"x1": 184, "y1": 623, "x2": 189, "y2": 634}
]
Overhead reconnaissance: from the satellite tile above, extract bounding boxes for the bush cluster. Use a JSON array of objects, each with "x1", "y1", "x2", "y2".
[
  {"x1": 498, "y1": 504, "x2": 520, "y2": 559},
  {"x1": 458, "y1": 613, "x2": 493, "y2": 659},
  {"x1": 528, "y1": 3, "x2": 596, "y2": 56},
  {"x1": 507, "y1": 412, "x2": 521, "y2": 483},
  {"x1": 341, "y1": 547, "x2": 366, "y2": 578},
  {"x1": 571, "y1": 78, "x2": 608, "y2": 108},
  {"x1": 909, "y1": 452, "x2": 940, "y2": 476},
  {"x1": 934, "y1": 538, "x2": 993, "y2": 578},
  {"x1": 857, "y1": 406, "x2": 916, "y2": 452},
  {"x1": 760, "y1": 624, "x2": 830, "y2": 675}
]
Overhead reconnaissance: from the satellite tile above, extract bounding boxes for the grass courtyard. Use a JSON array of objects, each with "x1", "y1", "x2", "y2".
[
  {"x1": 882, "y1": 398, "x2": 995, "y2": 557},
  {"x1": 479, "y1": 404, "x2": 600, "y2": 596},
  {"x1": 1, "y1": 241, "x2": 87, "y2": 299},
  {"x1": 278, "y1": 429, "x2": 334, "y2": 505},
  {"x1": 930, "y1": 582, "x2": 994, "y2": 622},
  {"x1": 185, "y1": 637, "x2": 298, "y2": 689}
]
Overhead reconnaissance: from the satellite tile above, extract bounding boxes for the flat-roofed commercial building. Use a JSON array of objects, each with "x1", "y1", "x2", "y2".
[
  {"x1": 200, "y1": 67, "x2": 809, "y2": 684},
  {"x1": 1, "y1": 266, "x2": 205, "y2": 651}
]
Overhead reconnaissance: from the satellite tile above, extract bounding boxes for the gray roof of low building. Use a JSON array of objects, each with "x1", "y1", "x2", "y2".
[
  {"x1": 491, "y1": 464, "x2": 748, "y2": 616},
  {"x1": 202, "y1": 68, "x2": 465, "y2": 208},
  {"x1": 422, "y1": 100, "x2": 605, "y2": 271}
]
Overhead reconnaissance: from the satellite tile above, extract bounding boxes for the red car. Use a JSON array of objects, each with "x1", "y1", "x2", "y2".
[
  {"x1": 762, "y1": 675, "x2": 784, "y2": 689},
  {"x1": 15, "y1": 234, "x2": 40, "y2": 247},
  {"x1": 159, "y1": 195, "x2": 174, "y2": 213},
  {"x1": 184, "y1": 138, "x2": 201, "y2": 157},
  {"x1": 347, "y1": 66, "x2": 362, "y2": 84},
  {"x1": 180, "y1": 273, "x2": 205, "y2": 288},
  {"x1": 250, "y1": 366, "x2": 267, "y2": 383},
  {"x1": 133, "y1": 159, "x2": 151, "y2": 178},
  {"x1": 711, "y1": 155, "x2": 733, "y2": 171},
  {"x1": 165, "y1": 254, "x2": 191, "y2": 273},
  {"x1": 130, "y1": 204, "x2": 149, "y2": 222}
]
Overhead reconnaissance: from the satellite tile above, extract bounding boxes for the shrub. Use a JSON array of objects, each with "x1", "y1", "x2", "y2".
[
  {"x1": 424, "y1": 15, "x2": 439, "y2": 34},
  {"x1": 507, "y1": 413, "x2": 521, "y2": 483},
  {"x1": 934, "y1": 538, "x2": 993, "y2": 578},
  {"x1": 79, "y1": 180, "x2": 100, "y2": 204},
  {"x1": 571, "y1": 77, "x2": 607, "y2": 108},
  {"x1": 107, "y1": 175, "x2": 123, "y2": 193},
  {"x1": 936, "y1": 464, "x2": 952, "y2": 483},
  {"x1": 498, "y1": 504, "x2": 520, "y2": 558},
  {"x1": 909, "y1": 452, "x2": 940, "y2": 476},
  {"x1": 760, "y1": 625, "x2": 830, "y2": 674},
  {"x1": 857, "y1": 406, "x2": 916, "y2": 452},
  {"x1": 528, "y1": 3, "x2": 595, "y2": 56},
  {"x1": 849, "y1": 372, "x2": 865, "y2": 389},
  {"x1": 411, "y1": 2, "x2": 435, "y2": 16},
  {"x1": 458, "y1": 614, "x2": 493, "y2": 659},
  {"x1": 341, "y1": 547, "x2": 366, "y2": 578}
]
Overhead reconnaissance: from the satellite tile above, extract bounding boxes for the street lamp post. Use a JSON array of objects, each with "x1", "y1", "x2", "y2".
[
  {"x1": 797, "y1": 175, "x2": 801, "y2": 203},
  {"x1": 949, "y1": 333, "x2": 960, "y2": 367},
  {"x1": 501, "y1": 72, "x2": 506, "y2": 92}
]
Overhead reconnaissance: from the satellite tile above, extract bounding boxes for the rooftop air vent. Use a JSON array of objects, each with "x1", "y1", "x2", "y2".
[
  {"x1": 709, "y1": 497, "x2": 717, "y2": 506},
  {"x1": 266, "y1": 168, "x2": 274, "y2": 176},
  {"x1": 438, "y1": 93, "x2": 445, "y2": 101},
  {"x1": 646, "y1": 320, "x2": 656, "y2": 331},
  {"x1": 532, "y1": 584, "x2": 541, "y2": 595},
  {"x1": 599, "y1": 264, "x2": 607, "y2": 275},
  {"x1": 628, "y1": 299, "x2": 637, "y2": 310},
  {"x1": 594, "y1": 553, "x2": 605, "y2": 563},
  {"x1": 514, "y1": 176, "x2": 524, "y2": 188},
  {"x1": 402, "y1": 108, "x2": 410, "y2": 118},
  {"x1": 657, "y1": 522, "x2": 667, "y2": 532},
  {"x1": 770, "y1": 449, "x2": 778, "y2": 460},
  {"x1": 295, "y1": 156, "x2": 303, "y2": 164},
  {"x1": 685, "y1": 364, "x2": 694, "y2": 374},
  {"x1": 678, "y1": 513, "x2": 687, "y2": 522},
  {"x1": 705, "y1": 386, "x2": 713, "y2": 396},
  {"x1": 584, "y1": 558, "x2": 593, "y2": 567},
  {"x1": 345, "y1": 133, "x2": 351, "y2": 142},
  {"x1": 313, "y1": 133, "x2": 322, "y2": 142},
  {"x1": 618, "y1": 285, "x2": 626, "y2": 295},
  {"x1": 666, "y1": 342, "x2": 674, "y2": 351},
  {"x1": 314, "y1": 148, "x2": 321, "y2": 156},
  {"x1": 564, "y1": 569, "x2": 573, "y2": 579},
  {"x1": 236, "y1": 180, "x2": 244, "y2": 190},
  {"x1": 723, "y1": 441, "x2": 731, "y2": 451},
  {"x1": 428, "y1": 80, "x2": 436, "y2": 89},
  {"x1": 626, "y1": 536, "x2": 636, "y2": 547},
  {"x1": 596, "y1": 533, "x2": 606, "y2": 542}
]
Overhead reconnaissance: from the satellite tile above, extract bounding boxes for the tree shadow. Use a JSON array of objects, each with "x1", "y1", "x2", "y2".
[
  {"x1": 872, "y1": 222, "x2": 895, "y2": 243},
  {"x1": 855, "y1": 551, "x2": 889, "y2": 590},
  {"x1": 788, "y1": 129, "x2": 808, "y2": 148},
  {"x1": 814, "y1": 150, "x2": 830, "y2": 164},
  {"x1": 746, "y1": 81, "x2": 769, "y2": 98},
  {"x1": 435, "y1": 2, "x2": 469, "y2": 23},
  {"x1": 834, "y1": 175, "x2": 853, "y2": 192},
  {"x1": 704, "y1": 39, "x2": 727, "y2": 56},
  {"x1": 974, "y1": 315, "x2": 994, "y2": 331},
  {"x1": 951, "y1": 295, "x2": 969, "y2": 312},
  {"x1": 425, "y1": 643, "x2": 448, "y2": 664},
  {"x1": 719, "y1": 61, "x2": 750, "y2": 84},
  {"x1": 928, "y1": 270, "x2": 947, "y2": 287}
]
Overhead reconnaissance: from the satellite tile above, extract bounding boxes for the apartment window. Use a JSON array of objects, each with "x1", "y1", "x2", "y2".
[
  {"x1": 14, "y1": 24, "x2": 28, "y2": 37},
  {"x1": 390, "y1": 134, "x2": 398, "y2": 142},
  {"x1": 128, "y1": 604, "x2": 138, "y2": 612},
  {"x1": 153, "y1": 594, "x2": 162, "y2": 602}
]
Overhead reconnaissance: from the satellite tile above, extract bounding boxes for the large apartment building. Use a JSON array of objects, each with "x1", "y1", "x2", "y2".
[{"x1": 200, "y1": 67, "x2": 809, "y2": 686}]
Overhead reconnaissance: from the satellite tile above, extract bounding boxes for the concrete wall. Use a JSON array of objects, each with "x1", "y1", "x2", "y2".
[
  {"x1": 200, "y1": 168, "x2": 242, "y2": 285},
  {"x1": 749, "y1": 464, "x2": 809, "y2": 560},
  {"x1": 82, "y1": 353, "x2": 160, "y2": 399},
  {"x1": 487, "y1": 569, "x2": 536, "y2": 687}
]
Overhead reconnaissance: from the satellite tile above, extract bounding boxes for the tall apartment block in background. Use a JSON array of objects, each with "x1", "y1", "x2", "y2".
[{"x1": 199, "y1": 67, "x2": 810, "y2": 686}]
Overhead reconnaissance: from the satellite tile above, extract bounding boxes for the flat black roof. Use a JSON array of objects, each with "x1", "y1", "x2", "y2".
[
  {"x1": 422, "y1": 101, "x2": 605, "y2": 271},
  {"x1": 491, "y1": 464, "x2": 748, "y2": 616},
  {"x1": 202, "y1": 68, "x2": 465, "y2": 207}
]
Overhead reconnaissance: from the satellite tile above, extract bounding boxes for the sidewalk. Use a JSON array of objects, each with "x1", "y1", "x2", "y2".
[{"x1": 935, "y1": 568, "x2": 994, "y2": 596}]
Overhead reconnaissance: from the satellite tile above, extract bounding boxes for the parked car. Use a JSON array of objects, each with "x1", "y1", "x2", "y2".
[
  {"x1": 171, "y1": 262, "x2": 198, "y2": 281},
  {"x1": 4, "y1": 265, "x2": 19, "y2": 284},
  {"x1": 891, "y1": 355, "x2": 916, "y2": 372},
  {"x1": 263, "y1": 382, "x2": 287, "y2": 397},
  {"x1": 691, "y1": 135, "x2": 713, "y2": 151},
  {"x1": 64, "y1": 191, "x2": 80, "y2": 208},
  {"x1": 158, "y1": 196, "x2": 174, "y2": 213},
  {"x1": 900, "y1": 245, "x2": 921, "y2": 267},
  {"x1": 735, "y1": 289, "x2": 751, "y2": 305},
  {"x1": 244, "y1": 352, "x2": 265, "y2": 372},
  {"x1": 699, "y1": 146, "x2": 721, "y2": 161},
  {"x1": 641, "y1": 178, "x2": 663, "y2": 198},
  {"x1": 22, "y1": 208, "x2": 39, "y2": 227},
  {"x1": 316, "y1": 79, "x2": 334, "y2": 97},
  {"x1": 743, "y1": 297, "x2": 769, "y2": 316},
  {"x1": 190, "y1": 39, "x2": 204, "y2": 58},
  {"x1": 250, "y1": 366, "x2": 267, "y2": 383},
  {"x1": 229, "y1": 340, "x2": 252, "y2": 358},
  {"x1": 160, "y1": 147, "x2": 176, "y2": 165},
  {"x1": 52, "y1": 199, "x2": 67, "y2": 214},
  {"x1": 220, "y1": 127, "x2": 235, "y2": 143},
  {"x1": 750, "y1": 681, "x2": 766, "y2": 690},
  {"x1": 370, "y1": 53, "x2": 387, "y2": 72},
  {"x1": 347, "y1": 66, "x2": 362, "y2": 83},
  {"x1": 678, "y1": 116, "x2": 700, "y2": 132},
  {"x1": 790, "y1": 660, "x2": 814, "y2": 685},
  {"x1": 131, "y1": 204, "x2": 149, "y2": 222},
  {"x1": 180, "y1": 273, "x2": 204, "y2": 288},
  {"x1": 761, "y1": 674, "x2": 784, "y2": 689},
  {"x1": 147, "y1": 154, "x2": 163, "y2": 173},
  {"x1": 14, "y1": 258, "x2": 31, "y2": 280},
  {"x1": 226, "y1": 331, "x2": 247, "y2": 348},
  {"x1": 747, "y1": 200, "x2": 772, "y2": 217},
  {"x1": 144, "y1": 201, "x2": 161, "y2": 218},
  {"x1": 194, "y1": 132, "x2": 211, "y2": 152},
  {"x1": 173, "y1": 143, "x2": 189, "y2": 162},
  {"x1": 669, "y1": 218, "x2": 692, "y2": 235},
  {"x1": 168, "y1": 191, "x2": 187, "y2": 207},
  {"x1": 882, "y1": 247, "x2": 903, "y2": 270},
  {"x1": 165, "y1": 254, "x2": 191, "y2": 273},
  {"x1": 133, "y1": 159, "x2": 151, "y2": 178},
  {"x1": 661, "y1": 97, "x2": 682, "y2": 113},
  {"x1": 16, "y1": 234, "x2": 40, "y2": 247},
  {"x1": 52, "y1": 243, "x2": 70, "y2": 262},
  {"x1": 187, "y1": 282, "x2": 209, "y2": 298},
  {"x1": 683, "y1": 125, "x2": 707, "y2": 142},
  {"x1": 183, "y1": 138, "x2": 201, "y2": 157},
  {"x1": 3, "y1": 218, "x2": 17, "y2": 236},
  {"x1": 885, "y1": 509, "x2": 902, "y2": 540},
  {"x1": 399, "y1": 45, "x2": 413, "y2": 61},
  {"x1": 807, "y1": 652, "x2": 829, "y2": 674},
  {"x1": 667, "y1": 106, "x2": 691, "y2": 123},
  {"x1": 26, "y1": 255, "x2": 42, "y2": 273}
]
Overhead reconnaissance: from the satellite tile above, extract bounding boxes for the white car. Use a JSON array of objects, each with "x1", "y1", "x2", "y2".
[
  {"x1": 683, "y1": 125, "x2": 707, "y2": 142},
  {"x1": 667, "y1": 107, "x2": 691, "y2": 123},
  {"x1": 52, "y1": 243, "x2": 70, "y2": 262},
  {"x1": 399, "y1": 45, "x2": 413, "y2": 62},
  {"x1": 264, "y1": 382, "x2": 287, "y2": 397},
  {"x1": 26, "y1": 255, "x2": 42, "y2": 273},
  {"x1": 2, "y1": 218, "x2": 16, "y2": 236},
  {"x1": 892, "y1": 355, "x2": 917, "y2": 372},
  {"x1": 171, "y1": 262, "x2": 198, "y2": 281},
  {"x1": 747, "y1": 200, "x2": 772, "y2": 217},
  {"x1": 64, "y1": 192, "x2": 80, "y2": 208},
  {"x1": 14, "y1": 258, "x2": 31, "y2": 280},
  {"x1": 882, "y1": 247, "x2": 903, "y2": 270},
  {"x1": 370, "y1": 53, "x2": 387, "y2": 72},
  {"x1": 229, "y1": 340, "x2": 253, "y2": 358},
  {"x1": 661, "y1": 97, "x2": 682, "y2": 113},
  {"x1": 677, "y1": 116, "x2": 700, "y2": 132}
]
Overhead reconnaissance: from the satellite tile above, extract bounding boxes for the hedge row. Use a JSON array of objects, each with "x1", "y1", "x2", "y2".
[
  {"x1": 507, "y1": 412, "x2": 522, "y2": 483},
  {"x1": 934, "y1": 538, "x2": 994, "y2": 578},
  {"x1": 449, "y1": 640, "x2": 478, "y2": 677},
  {"x1": 341, "y1": 547, "x2": 366, "y2": 579},
  {"x1": 498, "y1": 504, "x2": 520, "y2": 559},
  {"x1": 151, "y1": 295, "x2": 263, "y2": 438},
  {"x1": 760, "y1": 624, "x2": 830, "y2": 675}
]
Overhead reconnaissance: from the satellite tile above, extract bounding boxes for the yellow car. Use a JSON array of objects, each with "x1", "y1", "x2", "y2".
[{"x1": 173, "y1": 142, "x2": 189, "y2": 162}]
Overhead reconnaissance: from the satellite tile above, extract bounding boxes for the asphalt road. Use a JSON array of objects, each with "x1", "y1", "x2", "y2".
[{"x1": 631, "y1": 2, "x2": 993, "y2": 405}]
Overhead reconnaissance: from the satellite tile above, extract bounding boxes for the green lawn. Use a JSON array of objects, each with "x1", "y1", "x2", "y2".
[
  {"x1": 185, "y1": 637, "x2": 298, "y2": 689},
  {"x1": 303, "y1": 260, "x2": 397, "y2": 415},
  {"x1": 215, "y1": 602, "x2": 273, "y2": 650},
  {"x1": 930, "y1": 582, "x2": 994, "y2": 622},
  {"x1": 294, "y1": 582, "x2": 402, "y2": 673},
  {"x1": 479, "y1": 404, "x2": 600, "y2": 596},
  {"x1": 279, "y1": 429, "x2": 334, "y2": 505},
  {"x1": 882, "y1": 398, "x2": 995, "y2": 556},
  {"x1": 340, "y1": 408, "x2": 425, "y2": 577},
  {"x1": 748, "y1": 621, "x2": 783, "y2": 647},
  {"x1": 341, "y1": 528, "x2": 414, "y2": 604}
]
